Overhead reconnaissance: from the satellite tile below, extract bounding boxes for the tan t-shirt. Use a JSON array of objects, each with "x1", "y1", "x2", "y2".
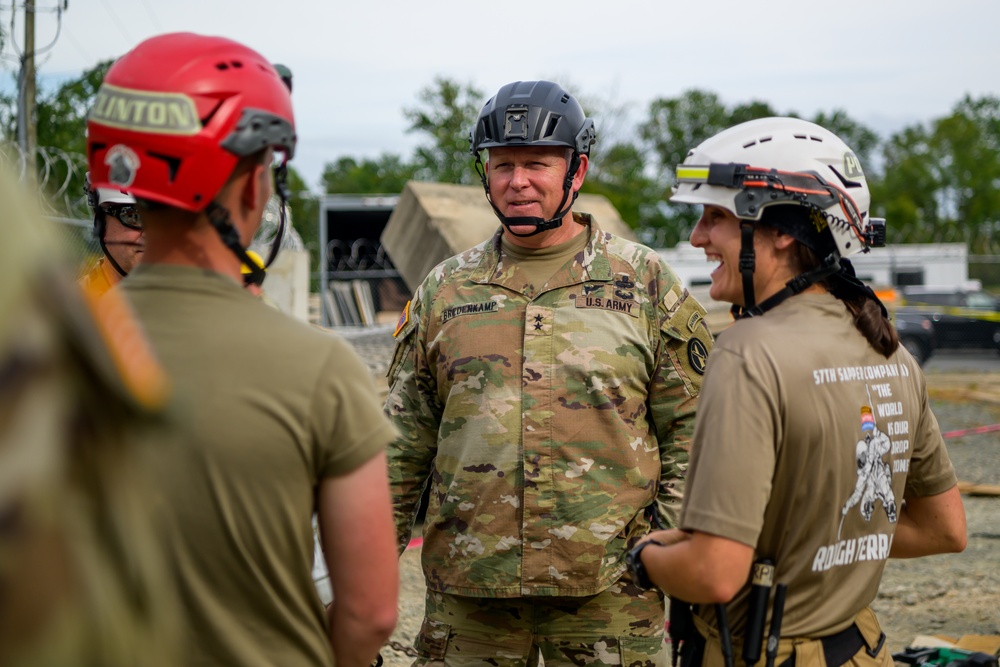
[
  {"x1": 680, "y1": 293, "x2": 956, "y2": 638},
  {"x1": 123, "y1": 264, "x2": 397, "y2": 667}
]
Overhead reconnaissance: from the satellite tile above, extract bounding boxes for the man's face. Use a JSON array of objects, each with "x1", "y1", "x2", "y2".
[
  {"x1": 101, "y1": 209, "x2": 144, "y2": 273},
  {"x1": 486, "y1": 145, "x2": 581, "y2": 229}
]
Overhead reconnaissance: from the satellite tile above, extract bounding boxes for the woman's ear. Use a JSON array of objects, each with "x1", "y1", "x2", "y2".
[{"x1": 771, "y1": 228, "x2": 797, "y2": 251}]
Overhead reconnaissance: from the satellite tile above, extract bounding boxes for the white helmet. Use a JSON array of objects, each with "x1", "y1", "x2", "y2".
[
  {"x1": 84, "y1": 171, "x2": 135, "y2": 209},
  {"x1": 671, "y1": 117, "x2": 880, "y2": 260},
  {"x1": 96, "y1": 186, "x2": 135, "y2": 206}
]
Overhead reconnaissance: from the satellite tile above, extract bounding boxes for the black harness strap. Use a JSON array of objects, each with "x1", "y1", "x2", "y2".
[
  {"x1": 741, "y1": 255, "x2": 841, "y2": 319},
  {"x1": 776, "y1": 624, "x2": 885, "y2": 667}
]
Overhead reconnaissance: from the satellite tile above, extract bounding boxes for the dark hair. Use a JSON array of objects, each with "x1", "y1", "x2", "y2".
[
  {"x1": 790, "y1": 241, "x2": 899, "y2": 357},
  {"x1": 759, "y1": 204, "x2": 898, "y2": 357}
]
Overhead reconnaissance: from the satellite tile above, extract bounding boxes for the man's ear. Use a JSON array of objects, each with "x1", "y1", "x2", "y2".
[
  {"x1": 239, "y1": 162, "x2": 268, "y2": 212},
  {"x1": 572, "y1": 153, "x2": 589, "y2": 192}
]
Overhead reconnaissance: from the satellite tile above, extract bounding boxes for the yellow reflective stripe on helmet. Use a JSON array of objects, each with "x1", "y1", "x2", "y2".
[{"x1": 675, "y1": 166, "x2": 711, "y2": 183}]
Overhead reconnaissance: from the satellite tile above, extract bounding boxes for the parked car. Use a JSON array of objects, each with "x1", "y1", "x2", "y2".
[
  {"x1": 892, "y1": 309, "x2": 936, "y2": 364},
  {"x1": 896, "y1": 283, "x2": 1000, "y2": 359}
]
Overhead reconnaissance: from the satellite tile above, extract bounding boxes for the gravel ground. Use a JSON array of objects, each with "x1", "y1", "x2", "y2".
[{"x1": 337, "y1": 328, "x2": 1000, "y2": 665}]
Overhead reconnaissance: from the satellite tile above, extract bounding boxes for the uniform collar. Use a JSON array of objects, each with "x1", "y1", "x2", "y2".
[{"x1": 469, "y1": 212, "x2": 614, "y2": 291}]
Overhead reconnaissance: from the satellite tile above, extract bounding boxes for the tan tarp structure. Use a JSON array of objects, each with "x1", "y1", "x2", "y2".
[{"x1": 381, "y1": 181, "x2": 635, "y2": 292}]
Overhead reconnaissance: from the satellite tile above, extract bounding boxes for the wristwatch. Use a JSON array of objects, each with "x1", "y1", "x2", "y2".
[{"x1": 626, "y1": 539, "x2": 665, "y2": 589}]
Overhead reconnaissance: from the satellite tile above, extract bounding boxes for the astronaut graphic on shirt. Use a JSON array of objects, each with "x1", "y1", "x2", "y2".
[{"x1": 841, "y1": 404, "x2": 897, "y2": 538}]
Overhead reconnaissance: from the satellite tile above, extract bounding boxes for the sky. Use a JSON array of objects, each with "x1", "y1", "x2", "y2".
[{"x1": 4, "y1": 0, "x2": 998, "y2": 192}]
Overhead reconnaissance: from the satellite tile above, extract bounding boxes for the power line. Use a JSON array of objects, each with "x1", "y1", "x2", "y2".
[
  {"x1": 97, "y1": 0, "x2": 129, "y2": 43},
  {"x1": 137, "y1": 0, "x2": 161, "y2": 32},
  {"x1": 61, "y1": 26, "x2": 92, "y2": 63}
]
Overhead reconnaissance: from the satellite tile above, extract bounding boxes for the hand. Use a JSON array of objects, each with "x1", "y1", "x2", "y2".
[{"x1": 639, "y1": 528, "x2": 690, "y2": 548}]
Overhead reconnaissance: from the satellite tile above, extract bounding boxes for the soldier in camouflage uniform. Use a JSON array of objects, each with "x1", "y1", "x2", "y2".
[
  {"x1": 386, "y1": 80, "x2": 714, "y2": 666},
  {"x1": 0, "y1": 162, "x2": 176, "y2": 667}
]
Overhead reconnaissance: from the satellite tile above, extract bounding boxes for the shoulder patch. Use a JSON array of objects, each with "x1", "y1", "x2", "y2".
[
  {"x1": 662, "y1": 289, "x2": 715, "y2": 388},
  {"x1": 388, "y1": 298, "x2": 418, "y2": 384},
  {"x1": 394, "y1": 300, "x2": 411, "y2": 338},
  {"x1": 686, "y1": 337, "x2": 709, "y2": 375},
  {"x1": 686, "y1": 310, "x2": 703, "y2": 334}
]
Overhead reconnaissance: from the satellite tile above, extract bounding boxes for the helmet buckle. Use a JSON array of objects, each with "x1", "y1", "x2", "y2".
[{"x1": 504, "y1": 105, "x2": 529, "y2": 140}]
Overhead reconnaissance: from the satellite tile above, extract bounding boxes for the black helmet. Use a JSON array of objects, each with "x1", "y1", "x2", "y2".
[
  {"x1": 470, "y1": 81, "x2": 596, "y2": 237},
  {"x1": 470, "y1": 80, "x2": 596, "y2": 156}
]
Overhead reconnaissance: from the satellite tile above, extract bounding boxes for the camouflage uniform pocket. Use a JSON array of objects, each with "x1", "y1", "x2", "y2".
[
  {"x1": 619, "y1": 634, "x2": 667, "y2": 667},
  {"x1": 414, "y1": 617, "x2": 451, "y2": 661}
]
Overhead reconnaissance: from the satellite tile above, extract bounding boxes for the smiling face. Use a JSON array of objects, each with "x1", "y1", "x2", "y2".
[
  {"x1": 689, "y1": 204, "x2": 800, "y2": 306},
  {"x1": 486, "y1": 145, "x2": 588, "y2": 246}
]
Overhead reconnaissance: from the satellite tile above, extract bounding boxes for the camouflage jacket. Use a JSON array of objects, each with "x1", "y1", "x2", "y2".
[{"x1": 385, "y1": 214, "x2": 713, "y2": 597}]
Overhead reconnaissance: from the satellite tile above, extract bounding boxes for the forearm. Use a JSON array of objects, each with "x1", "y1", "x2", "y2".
[
  {"x1": 639, "y1": 530, "x2": 753, "y2": 603},
  {"x1": 319, "y1": 454, "x2": 400, "y2": 667},
  {"x1": 889, "y1": 486, "x2": 967, "y2": 558},
  {"x1": 328, "y1": 604, "x2": 395, "y2": 667}
]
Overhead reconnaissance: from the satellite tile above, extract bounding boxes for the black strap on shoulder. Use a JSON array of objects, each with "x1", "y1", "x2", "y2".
[{"x1": 740, "y1": 254, "x2": 841, "y2": 319}]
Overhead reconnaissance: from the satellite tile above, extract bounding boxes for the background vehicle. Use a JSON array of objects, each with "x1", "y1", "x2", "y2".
[
  {"x1": 896, "y1": 282, "x2": 1000, "y2": 358},
  {"x1": 892, "y1": 309, "x2": 936, "y2": 365}
]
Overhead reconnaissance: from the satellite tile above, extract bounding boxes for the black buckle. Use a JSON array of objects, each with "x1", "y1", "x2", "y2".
[{"x1": 866, "y1": 632, "x2": 886, "y2": 658}]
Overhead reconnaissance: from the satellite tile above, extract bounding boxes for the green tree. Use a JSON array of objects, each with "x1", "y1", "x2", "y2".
[
  {"x1": 583, "y1": 141, "x2": 673, "y2": 241},
  {"x1": 403, "y1": 77, "x2": 484, "y2": 185},
  {"x1": 811, "y1": 109, "x2": 881, "y2": 176},
  {"x1": 0, "y1": 60, "x2": 113, "y2": 215},
  {"x1": 634, "y1": 90, "x2": 780, "y2": 243},
  {"x1": 320, "y1": 154, "x2": 417, "y2": 194},
  {"x1": 36, "y1": 61, "x2": 111, "y2": 160},
  {"x1": 872, "y1": 124, "x2": 938, "y2": 244},
  {"x1": 639, "y1": 89, "x2": 733, "y2": 176},
  {"x1": 876, "y1": 95, "x2": 1000, "y2": 253},
  {"x1": 283, "y1": 165, "x2": 321, "y2": 282},
  {"x1": 931, "y1": 96, "x2": 1000, "y2": 253}
]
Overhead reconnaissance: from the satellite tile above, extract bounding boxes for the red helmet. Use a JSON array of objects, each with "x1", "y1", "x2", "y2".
[{"x1": 86, "y1": 32, "x2": 296, "y2": 212}]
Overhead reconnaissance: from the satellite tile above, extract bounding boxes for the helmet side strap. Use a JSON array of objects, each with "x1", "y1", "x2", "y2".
[{"x1": 205, "y1": 202, "x2": 267, "y2": 287}]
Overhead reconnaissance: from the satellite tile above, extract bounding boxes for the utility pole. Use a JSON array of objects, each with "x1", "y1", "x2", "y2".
[{"x1": 17, "y1": 0, "x2": 38, "y2": 181}]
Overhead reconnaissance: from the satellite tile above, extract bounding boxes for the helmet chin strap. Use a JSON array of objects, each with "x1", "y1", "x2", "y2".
[
  {"x1": 475, "y1": 153, "x2": 581, "y2": 238},
  {"x1": 740, "y1": 254, "x2": 841, "y2": 318},
  {"x1": 729, "y1": 220, "x2": 758, "y2": 319},
  {"x1": 95, "y1": 211, "x2": 128, "y2": 277},
  {"x1": 729, "y1": 220, "x2": 841, "y2": 319},
  {"x1": 204, "y1": 164, "x2": 290, "y2": 288}
]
